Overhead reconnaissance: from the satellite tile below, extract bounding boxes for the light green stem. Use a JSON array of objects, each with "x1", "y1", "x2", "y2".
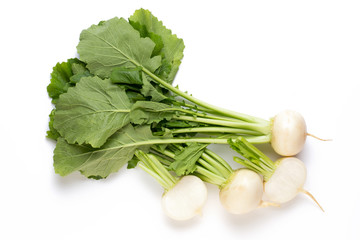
[
  {"x1": 161, "y1": 107, "x2": 241, "y2": 122},
  {"x1": 172, "y1": 115, "x2": 270, "y2": 134},
  {"x1": 204, "y1": 149, "x2": 233, "y2": 173},
  {"x1": 171, "y1": 127, "x2": 262, "y2": 136},
  {"x1": 89, "y1": 135, "x2": 270, "y2": 156},
  {"x1": 195, "y1": 165, "x2": 227, "y2": 186},
  {"x1": 200, "y1": 152, "x2": 232, "y2": 179},
  {"x1": 138, "y1": 162, "x2": 170, "y2": 190},
  {"x1": 142, "y1": 68, "x2": 268, "y2": 124},
  {"x1": 135, "y1": 150, "x2": 177, "y2": 191},
  {"x1": 197, "y1": 158, "x2": 223, "y2": 177}
]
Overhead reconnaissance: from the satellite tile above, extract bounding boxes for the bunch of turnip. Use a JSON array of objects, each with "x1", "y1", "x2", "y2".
[
  {"x1": 133, "y1": 150, "x2": 208, "y2": 221},
  {"x1": 131, "y1": 122, "x2": 325, "y2": 221},
  {"x1": 138, "y1": 143, "x2": 280, "y2": 220},
  {"x1": 229, "y1": 137, "x2": 324, "y2": 212},
  {"x1": 47, "y1": 8, "x2": 328, "y2": 222}
]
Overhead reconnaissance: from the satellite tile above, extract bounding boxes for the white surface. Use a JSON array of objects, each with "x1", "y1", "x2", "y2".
[{"x1": 1, "y1": 0, "x2": 359, "y2": 239}]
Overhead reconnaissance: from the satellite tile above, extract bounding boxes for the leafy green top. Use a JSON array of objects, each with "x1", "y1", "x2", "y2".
[
  {"x1": 53, "y1": 76, "x2": 132, "y2": 148},
  {"x1": 47, "y1": 8, "x2": 270, "y2": 181},
  {"x1": 228, "y1": 137, "x2": 275, "y2": 181},
  {"x1": 129, "y1": 8, "x2": 185, "y2": 83},
  {"x1": 54, "y1": 124, "x2": 160, "y2": 178},
  {"x1": 77, "y1": 17, "x2": 162, "y2": 79}
]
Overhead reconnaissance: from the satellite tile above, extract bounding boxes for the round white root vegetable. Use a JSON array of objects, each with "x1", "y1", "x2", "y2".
[
  {"x1": 161, "y1": 175, "x2": 208, "y2": 221},
  {"x1": 271, "y1": 110, "x2": 307, "y2": 156},
  {"x1": 263, "y1": 157, "x2": 305, "y2": 203},
  {"x1": 230, "y1": 139, "x2": 324, "y2": 211},
  {"x1": 219, "y1": 169, "x2": 264, "y2": 214},
  {"x1": 263, "y1": 157, "x2": 323, "y2": 211}
]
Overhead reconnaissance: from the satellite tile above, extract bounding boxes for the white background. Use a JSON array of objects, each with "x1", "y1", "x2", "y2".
[{"x1": 1, "y1": 0, "x2": 359, "y2": 239}]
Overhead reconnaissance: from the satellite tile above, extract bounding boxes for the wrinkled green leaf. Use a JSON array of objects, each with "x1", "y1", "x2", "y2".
[
  {"x1": 127, "y1": 157, "x2": 140, "y2": 169},
  {"x1": 110, "y1": 68, "x2": 168, "y2": 102},
  {"x1": 126, "y1": 91, "x2": 146, "y2": 103},
  {"x1": 70, "y1": 62, "x2": 93, "y2": 84},
  {"x1": 129, "y1": 9, "x2": 185, "y2": 83},
  {"x1": 129, "y1": 20, "x2": 164, "y2": 57},
  {"x1": 162, "y1": 120, "x2": 202, "y2": 128},
  {"x1": 77, "y1": 17, "x2": 161, "y2": 78},
  {"x1": 140, "y1": 73, "x2": 168, "y2": 102},
  {"x1": 46, "y1": 109, "x2": 60, "y2": 140},
  {"x1": 47, "y1": 58, "x2": 83, "y2": 103},
  {"x1": 130, "y1": 101, "x2": 174, "y2": 125},
  {"x1": 110, "y1": 66, "x2": 143, "y2": 85},
  {"x1": 53, "y1": 125, "x2": 159, "y2": 178},
  {"x1": 53, "y1": 76, "x2": 132, "y2": 148},
  {"x1": 170, "y1": 143, "x2": 208, "y2": 176},
  {"x1": 71, "y1": 62, "x2": 88, "y2": 75}
]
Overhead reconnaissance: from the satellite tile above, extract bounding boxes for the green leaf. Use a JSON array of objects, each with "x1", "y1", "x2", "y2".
[
  {"x1": 170, "y1": 143, "x2": 208, "y2": 176},
  {"x1": 71, "y1": 62, "x2": 88, "y2": 75},
  {"x1": 47, "y1": 58, "x2": 92, "y2": 104},
  {"x1": 46, "y1": 109, "x2": 60, "y2": 140},
  {"x1": 126, "y1": 91, "x2": 146, "y2": 103},
  {"x1": 77, "y1": 17, "x2": 162, "y2": 78},
  {"x1": 162, "y1": 120, "x2": 201, "y2": 128},
  {"x1": 130, "y1": 101, "x2": 174, "y2": 125},
  {"x1": 129, "y1": 20, "x2": 164, "y2": 57},
  {"x1": 110, "y1": 66, "x2": 143, "y2": 85},
  {"x1": 53, "y1": 76, "x2": 132, "y2": 148},
  {"x1": 70, "y1": 62, "x2": 93, "y2": 84},
  {"x1": 127, "y1": 157, "x2": 140, "y2": 169},
  {"x1": 228, "y1": 138, "x2": 275, "y2": 181},
  {"x1": 110, "y1": 68, "x2": 168, "y2": 102},
  {"x1": 47, "y1": 58, "x2": 79, "y2": 102},
  {"x1": 129, "y1": 9, "x2": 185, "y2": 83},
  {"x1": 140, "y1": 73, "x2": 168, "y2": 102},
  {"x1": 54, "y1": 124, "x2": 159, "y2": 178}
]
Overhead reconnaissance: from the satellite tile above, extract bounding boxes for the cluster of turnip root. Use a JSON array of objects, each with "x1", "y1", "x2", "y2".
[{"x1": 133, "y1": 110, "x2": 326, "y2": 221}]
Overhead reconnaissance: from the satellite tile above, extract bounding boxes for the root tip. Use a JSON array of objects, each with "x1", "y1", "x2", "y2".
[
  {"x1": 307, "y1": 133, "x2": 332, "y2": 142},
  {"x1": 300, "y1": 189, "x2": 325, "y2": 212}
]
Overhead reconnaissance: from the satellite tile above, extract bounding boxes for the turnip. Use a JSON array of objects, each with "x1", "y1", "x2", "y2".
[
  {"x1": 270, "y1": 110, "x2": 307, "y2": 156},
  {"x1": 219, "y1": 169, "x2": 264, "y2": 214},
  {"x1": 152, "y1": 145, "x2": 278, "y2": 215},
  {"x1": 167, "y1": 108, "x2": 326, "y2": 157},
  {"x1": 161, "y1": 175, "x2": 207, "y2": 221},
  {"x1": 229, "y1": 137, "x2": 324, "y2": 211},
  {"x1": 134, "y1": 150, "x2": 208, "y2": 221}
]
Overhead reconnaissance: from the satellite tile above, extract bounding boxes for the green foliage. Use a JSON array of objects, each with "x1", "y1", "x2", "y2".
[
  {"x1": 47, "y1": 8, "x2": 269, "y2": 181},
  {"x1": 46, "y1": 58, "x2": 92, "y2": 140},
  {"x1": 46, "y1": 109, "x2": 60, "y2": 140},
  {"x1": 111, "y1": 67, "x2": 143, "y2": 85},
  {"x1": 53, "y1": 76, "x2": 132, "y2": 148},
  {"x1": 129, "y1": 8, "x2": 185, "y2": 83},
  {"x1": 77, "y1": 17, "x2": 162, "y2": 78},
  {"x1": 228, "y1": 138, "x2": 275, "y2": 181},
  {"x1": 69, "y1": 62, "x2": 92, "y2": 84},
  {"x1": 140, "y1": 74, "x2": 168, "y2": 102},
  {"x1": 170, "y1": 143, "x2": 208, "y2": 176},
  {"x1": 54, "y1": 125, "x2": 159, "y2": 178},
  {"x1": 130, "y1": 101, "x2": 175, "y2": 125},
  {"x1": 127, "y1": 157, "x2": 140, "y2": 169},
  {"x1": 47, "y1": 58, "x2": 81, "y2": 103}
]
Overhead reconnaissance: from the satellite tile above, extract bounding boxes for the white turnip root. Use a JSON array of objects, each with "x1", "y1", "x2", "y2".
[
  {"x1": 162, "y1": 175, "x2": 207, "y2": 221},
  {"x1": 263, "y1": 157, "x2": 323, "y2": 211},
  {"x1": 269, "y1": 110, "x2": 330, "y2": 156},
  {"x1": 134, "y1": 150, "x2": 208, "y2": 221},
  {"x1": 152, "y1": 145, "x2": 278, "y2": 215},
  {"x1": 270, "y1": 110, "x2": 307, "y2": 156},
  {"x1": 219, "y1": 169, "x2": 264, "y2": 214},
  {"x1": 230, "y1": 138, "x2": 324, "y2": 211}
]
